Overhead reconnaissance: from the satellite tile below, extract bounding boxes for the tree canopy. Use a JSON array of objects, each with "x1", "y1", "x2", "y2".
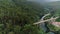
[{"x1": 0, "y1": 0, "x2": 57, "y2": 34}]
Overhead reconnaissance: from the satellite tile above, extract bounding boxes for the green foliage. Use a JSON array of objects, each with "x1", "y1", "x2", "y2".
[
  {"x1": 39, "y1": 28, "x2": 46, "y2": 34},
  {"x1": 47, "y1": 23, "x2": 60, "y2": 31},
  {"x1": 0, "y1": 0, "x2": 47, "y2": 34}
]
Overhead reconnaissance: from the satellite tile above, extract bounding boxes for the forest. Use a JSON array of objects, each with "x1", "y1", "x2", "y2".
[{"x1": 0, "y1": 0, "x2": 60, "y2": 34}]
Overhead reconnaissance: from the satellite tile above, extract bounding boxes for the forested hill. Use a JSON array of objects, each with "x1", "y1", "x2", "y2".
[
  {"x1": 0, "y1": 0, "x2": 50, "y2": 34},
  {"x1": 45, "y1": 1, "x2": 60, "y2": 17},
  {"x1": 0, "y1": 0, "x2": 58, "y2": 34},
  {"x1": 46, "y1": 1, "x2": 60, "y2": 9}
]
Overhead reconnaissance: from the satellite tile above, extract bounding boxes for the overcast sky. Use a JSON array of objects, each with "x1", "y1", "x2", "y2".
[
  {"x1": 28, "y1": 0, "x2": 60, "y2": 2},
  {"x1": 46, "y1": 0, "x2": 59, "y2": 1}
]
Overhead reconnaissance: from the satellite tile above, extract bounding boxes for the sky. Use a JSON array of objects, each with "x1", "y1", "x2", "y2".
[
  {"x1": 47, "y1": 0, "x2": 60, "y2": 1},
  {"x1": 45, "y1": 0, "x2": 60, "y2": 2},
  {"x1": 28, "y1": 0, "x2": 60, "y2": 2}
]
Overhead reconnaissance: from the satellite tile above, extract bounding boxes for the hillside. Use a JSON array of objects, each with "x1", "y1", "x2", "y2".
[
  {"x1": 46, "y1": 1, "x2": 60, "y2": 9},
  {"x1": 45, "y1": 1, "x2": 60, "y2": 16}
]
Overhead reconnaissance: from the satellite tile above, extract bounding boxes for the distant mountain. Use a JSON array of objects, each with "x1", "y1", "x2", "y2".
[{"x1": 45, "y1": 1, "x2": 60, "y2": 9}]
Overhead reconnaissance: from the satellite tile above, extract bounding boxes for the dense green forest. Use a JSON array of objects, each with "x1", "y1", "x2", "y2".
[{"x1": 0, "y1": 0, "x2": 60, "y2": 34}]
